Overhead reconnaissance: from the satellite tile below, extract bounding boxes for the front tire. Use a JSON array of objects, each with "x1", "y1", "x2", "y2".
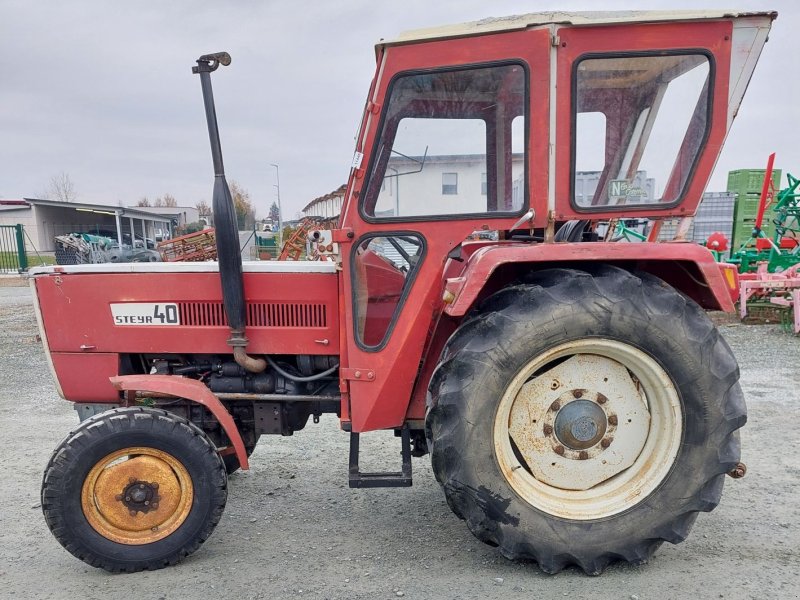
[
  {"x1": 426, "y1": 266, "x2": 745, "y2": 574},
  {"x1": 42, "y1": 407, "x2": 227, "y2": 572}
]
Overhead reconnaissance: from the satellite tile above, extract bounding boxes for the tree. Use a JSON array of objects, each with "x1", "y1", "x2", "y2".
[
  {"x1": 136, "y1": 197, "x2": 151, "y2": 207},
  {"x1": 195, "y1": 200, "x2": 211, "y2": 216},
  {"x1": 229, "y1": 180, "x2": 255, "y2": 230},
  {"x1": 45, "y1": 172, "x2": 77, "y2": 202},
  {"x1": 269, "y1": 201, "x2": 280, "y2": 223},
  {"x1": 162, "y1": 194, "x2": 178, "y2": 207},
  {"x1": 153, "y1": 197, "x2": 164, "y2": 207}
]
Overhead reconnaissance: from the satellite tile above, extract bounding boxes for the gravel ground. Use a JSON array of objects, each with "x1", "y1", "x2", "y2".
[{"x1": 0, "y1": 284, "x2": 798, "y2": 599}]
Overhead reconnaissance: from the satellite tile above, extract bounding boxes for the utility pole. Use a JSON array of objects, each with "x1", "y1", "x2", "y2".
[{"x1": 270, "y1": 163, "x2": 283, "y2": 249}]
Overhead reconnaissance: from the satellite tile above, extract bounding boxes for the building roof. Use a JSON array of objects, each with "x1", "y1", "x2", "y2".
[
  {"x1": 128, "y1": 205, "x2": 197, "y2": 218},
  {"x1": 301, "y1": 184, "x2": 347, "y2": 212},
  {"x1": 379, "y1": 10, "x2": 777, "y2": 49},
  {"x1": 17, "y1": 198, "x2": 172, "y2": 221},
  {"x1": 0, "y1": 200, "x2": 29, "y2": 212}
]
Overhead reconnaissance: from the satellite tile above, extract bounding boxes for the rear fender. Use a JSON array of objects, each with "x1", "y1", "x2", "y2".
[
  {"x1": 442, "y1": 242, "x2": 736, "y2": 317},
  {"x1": 109, "y1": 374, "x2": 249, "y2": 470}
]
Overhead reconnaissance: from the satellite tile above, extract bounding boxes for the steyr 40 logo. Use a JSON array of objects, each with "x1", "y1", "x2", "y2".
[{"x1": 110, "y1": 303, "x2": 181, "y2": 326}]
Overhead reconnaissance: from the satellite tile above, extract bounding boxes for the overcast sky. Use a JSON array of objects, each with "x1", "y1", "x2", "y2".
[{"x1": 1, "y1": 0, "x2": 796, "y2": 219}]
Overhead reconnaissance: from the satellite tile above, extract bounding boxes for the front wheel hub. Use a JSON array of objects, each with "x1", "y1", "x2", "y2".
[{"x1": 119, "y1": 480, "x2": 161, "y2": 514}]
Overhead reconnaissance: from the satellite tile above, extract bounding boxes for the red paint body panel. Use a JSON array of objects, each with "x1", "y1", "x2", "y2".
[
  {"x1": 36, "y1": 272, "x2": 339, "y2": 355},
  {"x1": 51, "y1": 352, "x2": 120, "y2": 402},
  {"x1": 110, "y1": 375, "x2": 249, "y2": 470}
]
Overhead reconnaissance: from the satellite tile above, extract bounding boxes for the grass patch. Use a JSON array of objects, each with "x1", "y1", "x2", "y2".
[{"x1": 0, "y1": 251, "x2": 56, "y2": 268}]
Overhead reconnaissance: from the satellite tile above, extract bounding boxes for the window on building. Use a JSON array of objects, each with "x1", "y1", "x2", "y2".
[{"x1": 442, "y1": 173, "x2": 458, "y2": 195}]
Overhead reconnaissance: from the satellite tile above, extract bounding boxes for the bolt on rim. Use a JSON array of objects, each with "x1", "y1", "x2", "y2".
[
  {"x1": 493, "y1": 339, "x2": 682, "y2": 520},
  {"x1": 81, "y1": 447, "x2": 194, "y2": 545}
]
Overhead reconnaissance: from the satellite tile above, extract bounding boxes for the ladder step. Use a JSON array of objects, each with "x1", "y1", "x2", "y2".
[{"x1": 348, "y1": 426, "x2": 412, "y2": 488}]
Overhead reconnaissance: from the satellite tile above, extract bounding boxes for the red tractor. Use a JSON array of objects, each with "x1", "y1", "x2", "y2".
[{"x1": 34, "y1": 10, "x2": 774, "y2": 574}]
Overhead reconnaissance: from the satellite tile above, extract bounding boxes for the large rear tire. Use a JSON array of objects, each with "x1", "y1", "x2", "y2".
[
  {"x1": 42, "y1": 407, "x2": 227, "y2": 572},
  {"x1": 426, "y1": 266, "x2": 745, "y2": 574}
]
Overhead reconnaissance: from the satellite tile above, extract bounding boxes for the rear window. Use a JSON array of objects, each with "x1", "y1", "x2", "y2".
[{"x1": 572, "y1": 53, "x2": 712, "y2": 209}]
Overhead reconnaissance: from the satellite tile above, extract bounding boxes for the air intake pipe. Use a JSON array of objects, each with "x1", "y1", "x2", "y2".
[{"x1": 193, "y1": 52, "x2": 266, "y2": 373}]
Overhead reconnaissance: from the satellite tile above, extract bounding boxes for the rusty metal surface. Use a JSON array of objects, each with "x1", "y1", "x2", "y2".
[
  {"x1": 507, "y1": 354, "x2": 650, "y2": 491},
  {"x1": 728, "y1": 462, "x2": 747, "y2": 478},
  {"x1": 110, "y1": 374, "x2": 250, "y2": 470},
  {"x1": 81, "y1": 447, "x2": 193, "y2": 545}
]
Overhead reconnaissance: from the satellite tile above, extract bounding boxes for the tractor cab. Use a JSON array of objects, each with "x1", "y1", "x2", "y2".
[{"x1": 343, "y1": 11, "x2": 774, "y2": 231}]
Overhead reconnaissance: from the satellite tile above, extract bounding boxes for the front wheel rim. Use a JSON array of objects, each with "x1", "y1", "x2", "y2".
[
  {"x1": 81, "y1": 447, "x2": 194, "y2": 545},
  {"x1": 493, "y1": 339, "x2": 682, "y2": 520}
]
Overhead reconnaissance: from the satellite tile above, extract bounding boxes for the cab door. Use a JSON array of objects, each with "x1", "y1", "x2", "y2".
[{"x1": 338, "y1": 28, "x2": 551, "y2": 432}]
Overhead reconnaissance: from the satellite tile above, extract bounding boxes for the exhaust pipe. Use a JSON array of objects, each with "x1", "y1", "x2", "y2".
[{"x1": 193, "y1": 52, "x2": 266, "y2": 373}]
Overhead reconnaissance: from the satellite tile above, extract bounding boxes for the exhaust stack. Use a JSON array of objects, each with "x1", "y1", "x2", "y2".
[{"x1": 193, "y1": 52, "x2": 266, "y2": 373}]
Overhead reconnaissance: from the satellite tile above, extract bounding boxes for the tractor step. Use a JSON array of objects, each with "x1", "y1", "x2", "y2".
[{"x1": 348, "y1": 426, "x2": 412, "y2": 488}]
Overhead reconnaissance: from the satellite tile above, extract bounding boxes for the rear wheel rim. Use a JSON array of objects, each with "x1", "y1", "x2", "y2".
[
  {"x1": 81, "y1": 447, "x2": 194, "y2": 545},
  {"x1": 493, "y1": 339, "x2": 682, "y2": 520}
]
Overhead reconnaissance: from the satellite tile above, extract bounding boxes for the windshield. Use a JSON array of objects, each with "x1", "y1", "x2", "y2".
[
  {"x1": 573, "y1": 53, "x2": 711, "y2": 208},
  {"x1": 362, "y1": 63, "x2": 527, "y2": 219}
]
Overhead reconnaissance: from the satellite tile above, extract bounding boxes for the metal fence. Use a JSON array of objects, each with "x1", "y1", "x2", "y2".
[{"x1": 0, "y1": 225, "x2": 27, "y2": 273}]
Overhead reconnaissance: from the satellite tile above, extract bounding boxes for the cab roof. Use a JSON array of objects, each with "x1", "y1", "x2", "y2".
[{"x1": 378, "y1": 10, "x2": 777, "y2": 50}]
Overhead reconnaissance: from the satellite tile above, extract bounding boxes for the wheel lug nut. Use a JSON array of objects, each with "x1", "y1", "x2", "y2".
[
  {"x1": 608, "y1": 415, "x2": 618, "y2": 426},
  {"x1": 129, "y1": 477, "x2": 137, "y2": 484},
  {"x1": 115, "y1": 494, "x2": 123, "y2": 501},
  {"x1": 152, "y1": 502, "x2": 159, "y2": 509},
  {"x1": 144, "y1": 500, "x2": 150, "y2": 506},
  {"x1": 139, "y1": 483, "x2": 145, "y2": 489},
  {"x1": 550, "y1": 401, "x2": 561, "y2": 412},
  {"x1": 578, "y1": 451, "x2": 589, "y2": 460},
  {"x1": 129, "y1": 510, "x2": 137, "y2": 517},
  {"x1": 572, "y1": 389, "x2": 584, "y2": 398},
  {"x1": 151, "y1": 482, "x2": 159, "y2": 489},
  {"x1": 550, "y1": 380, "x2": 560, "y2": 390},
  {"x1": 554, "y1": 445, "x2": 565, "y2": 455},
  {"x1": 125, "y1": 496, "x2": 131, "y2": 502},
  {"x1": 597, "y1": 394, "x2": 607, "y2": 405},
  {"x1": 543, "y1": 424, "x2": 553, "y2": 436},
  {"x1": 601, "y1": 438, "x2": 613, "y2": 448}
]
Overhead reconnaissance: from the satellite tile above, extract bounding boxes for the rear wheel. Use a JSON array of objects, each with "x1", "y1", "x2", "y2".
[
  {"x1": 426, "y1": 266, "x2": 745, "y2": 574},
  {"x1": 42, "y1": 407, "x2": 227, "y2": 572}
]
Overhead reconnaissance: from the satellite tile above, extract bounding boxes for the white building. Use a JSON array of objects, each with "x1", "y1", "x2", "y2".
[
  {"x1": 127, "y1": 205, "x2": 200, "y2": 233},
  {"x1": 0, "y1": 198, "x2": 174, "y2": 252},
  {"x1": 302, "y1": 185, "x2": 347, "y2": 219},
  {"x1": 375, "y1": 154, "x2": 525, "y2": 217}
]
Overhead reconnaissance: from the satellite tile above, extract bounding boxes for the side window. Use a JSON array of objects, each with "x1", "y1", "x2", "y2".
[
  {"x1": 352, "y1": 234, "x2": 424, "y2": 349},
  {"x1": 573, "y1": 54, "x2": 711, "y2": 208},
  {"x1": 362, "y1": 63, "x2": 527, "y2": 219}
]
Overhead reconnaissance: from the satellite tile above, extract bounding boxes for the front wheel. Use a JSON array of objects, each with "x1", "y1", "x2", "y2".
[
  {"x1": 42, "y1": 407, "x2": 228, "y2": 572},
  {"x1": 426, "y1": 266, "x2": 745, "y2": 574}
]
